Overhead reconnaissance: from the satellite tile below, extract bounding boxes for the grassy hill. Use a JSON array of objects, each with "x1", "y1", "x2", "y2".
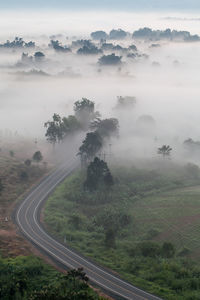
[{"x1": 44, "y1": 161, "x2": 200, "y2": 300}]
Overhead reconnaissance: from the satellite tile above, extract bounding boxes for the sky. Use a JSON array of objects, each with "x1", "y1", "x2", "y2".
[{"x1": 0, "y1": 0, "x2": 200, "y2": 11}]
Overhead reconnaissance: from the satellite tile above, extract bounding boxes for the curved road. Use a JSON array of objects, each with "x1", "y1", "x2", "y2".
[{"x1": 15, "y1": 157, "x2": 162, "y2": 300}]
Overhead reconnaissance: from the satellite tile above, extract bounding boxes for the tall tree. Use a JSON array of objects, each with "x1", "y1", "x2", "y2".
[
  {"x1": 44, "y1": 113, "x2": 64, "y2": 145},
  {"x1": 84, "y1": 157, "x2": 113, "y2": 191},
  {"x1": 78, "y1": 131, "x2": 102, "y2": 164},
  {"x1": 74, "y1": 98, "x2": 100, "y2": 129}
]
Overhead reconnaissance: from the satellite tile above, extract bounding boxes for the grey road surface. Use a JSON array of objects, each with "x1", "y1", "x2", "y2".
[{"x1": 15, "y1": 157, "x2": 163, "y2": 300}]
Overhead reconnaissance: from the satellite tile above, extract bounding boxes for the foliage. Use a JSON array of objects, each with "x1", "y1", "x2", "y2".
[
  {"x1": 74, "y1": 98, "x2": 100, "y2": 130},
  {"x1": 90, "y1": 118, "x2": 119, "y2": 139},
  {"x1": 98, "y1": 54, "x2": 122, "y2": 65},
  {"x1": 158, "y1": 145, "x2": 172, "y2": 158},
  {"x1": 109, "y1": 29, "x2": 127, "y2": 40},
  {"x1": 0, "y1": 37, "x2": 35, "y2": 48},
  {"x1": 32, "y1": 151, "x2": 43, "y2": 163},
  {"x1": 133, "y1": 27, "x2": 200, "y2": 42},
  {"x1": 34, "y1": 51, "x2": 45, "y2": 61},
  {"x1": 91, "y1": 31, "x2": 108, "y2": 40},
  {"x1": 161, "y1": 242, "x2": 175, "y2": 258},
  {"x1": 0, "y1": 256, "x2": 103, "y2": 300},
  {"x1": 44, "y1": 113, "x2": 81, "y2": 145},
  {"x1": 84, "y1": 157, "x2": 113, "y2": 191},
  {"x1": 78, "y1": 132, "x2": 103, "y2": 163},
  {"x1": 77, "y1": 45, "x2": 102, "y2": 55},
  {"x1": 50, "y1": 40, "x2": 71, "y2": 52},
  {"x1": 44, "y1": 113, "x2": 64, "y2": 144},
  {"x1": 62, "y1": 115, "x2": 81, "y2": 134}
]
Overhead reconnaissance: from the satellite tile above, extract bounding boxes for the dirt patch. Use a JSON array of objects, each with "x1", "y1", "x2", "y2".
[{"x1": 155, "y1": 213, "x2": 200, "y2": 242}]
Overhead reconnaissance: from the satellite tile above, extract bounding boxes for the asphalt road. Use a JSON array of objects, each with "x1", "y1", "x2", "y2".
[{"x1": 15, "y1": 157, "x2": 163, "y2": 300}]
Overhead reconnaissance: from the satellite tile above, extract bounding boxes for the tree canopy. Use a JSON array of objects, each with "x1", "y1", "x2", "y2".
[
  {"x1": 98, "y1": 53, "x2": 122, "y2": 65},
  {"x1": 50, "y1": 40, "x2": 71, "y2": 52},
  {"x1": 90, "y1": 118, "x2": 119, "y2": 139},
  {"x1": 91, "y1": 31, "x2": 108, "y2": 40},
  {"x1": 157, "y1": 145, "x2": 172, "y2": 158},
  {"x1": 78, "y1": 131, "x2": 102, "y2": 163},
  {"x1": 74, "y1": 98, "x2": 100, "y2": 129},
  {"x1": 84, "y1": 157, "x2": 113, "y2": 191},
  {"x1": 32, "y1": 151, "x2": 43, "y2": 163}
]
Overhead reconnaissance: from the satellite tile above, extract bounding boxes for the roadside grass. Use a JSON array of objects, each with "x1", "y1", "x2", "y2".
[{"x1": 44, "y1": 162, "x2": 200, "y2": 300}]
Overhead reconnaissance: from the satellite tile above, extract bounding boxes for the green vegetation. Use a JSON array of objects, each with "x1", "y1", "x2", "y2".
[
  {"x1": 32, "y1": 151, "x2": 43, "y2": 164},
  {"x1": 84, "y1": 157, "x2": 113, "y2": 191},
  {"x1": 0, "y1": 255, "x2": 105, "y2": 300},
  {"x1": 44, "y1": 98, "x2": 100, "y2": 145},
  {"x1": 44, "y1": 162, "x2": 200, "y2": 300}
]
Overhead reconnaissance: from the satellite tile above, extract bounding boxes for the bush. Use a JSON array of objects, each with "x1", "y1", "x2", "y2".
[
  {"x1": 138, "y1": 241, "x2": 161, "y2": 258},
  {"x1": 161, "y1": 242, "x2": 175, "y2": 258}
]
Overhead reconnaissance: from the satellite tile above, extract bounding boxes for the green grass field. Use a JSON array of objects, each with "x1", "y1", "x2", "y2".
[{"x1": 44, "y1": 162, "x2": 200, "y2": 299}]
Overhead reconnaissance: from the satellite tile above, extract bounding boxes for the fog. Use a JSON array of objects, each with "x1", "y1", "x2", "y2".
[{"x1": 1, "y1": 10, "x2": 200, "y2": 163}]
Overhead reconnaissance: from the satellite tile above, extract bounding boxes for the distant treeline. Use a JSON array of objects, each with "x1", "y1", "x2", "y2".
[{"x1": 91, "y1": 28, "x2": 200, "y2": 42}]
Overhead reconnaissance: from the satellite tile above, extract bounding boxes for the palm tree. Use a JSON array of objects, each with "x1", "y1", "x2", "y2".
[{"x1": 157, "y1": 145, "x2": 172, "y2": 158}]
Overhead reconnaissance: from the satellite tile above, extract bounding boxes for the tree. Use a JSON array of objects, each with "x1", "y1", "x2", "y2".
[
  {"x1": 91, "y1": 31, "x2": 108, "y2": 40},
  {"x1": 32, "y1": 151, "x2": 43, "y2": 163},
  {"x1": 139, "y1": 241, "x2": 161, "y2": 258},
  {"x1": 158, "y1": 145, "x2": 172, "y2": 159},
  {"x1": 98, "y1": 53, "x2": 122, "y2": 65},
  {"x1": 34, "y1": 51, "x2": 45, "y2": 61},
  {"x1": 74, "y1": 98, "x2": 100, "y2": 130},
  {"x1": 161, "y1": 242, "x2": 175, "y2": 258},
  {"x1": 78, "y1": 132, "x2": 102, "y2": 164},
  {"x1": 44, "y1": 113, "x2": 64, "y2": 145},
  {"x1": 84, "y1": 157, "x2": 113, "y2": 191},
  {"x1": 62, "y1": 115, "x2": 81, "y2": 134},
  {"x1": 95, "y1": 208, "x2": 130, "y2": 248},
  {"x1": 77, "y1": 45, "x2": 102, "y2": 55},
  {"x1": 50, "y1": 40, "x2": 71, "y2": 52},
  {"x1": 90, "y1": 118, "x2": 119, "y2": 139},
  {"x1": 24, "y1": 159, "x2": 31, "y2": 166},
  {"x1": 109, "y1": 29, "x2": 127, "y2": 40},
  {"x1": 45, "y1": 113, "x2": 81, "y2": 145}
]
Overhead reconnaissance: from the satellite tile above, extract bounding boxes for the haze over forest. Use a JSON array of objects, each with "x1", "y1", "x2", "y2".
[{"x1": 1, "y1": 10, "x2": 200, "y2": 161}]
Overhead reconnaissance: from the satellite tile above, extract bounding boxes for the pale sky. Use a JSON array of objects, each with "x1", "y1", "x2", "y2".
[{"x1": 0, "y1": 0, "x2": 200, "y2": 11}]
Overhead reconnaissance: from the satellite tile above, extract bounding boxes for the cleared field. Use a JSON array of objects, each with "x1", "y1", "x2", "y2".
[{"x1": 132, "y1": 186, "x2": 200, "y2": 257}]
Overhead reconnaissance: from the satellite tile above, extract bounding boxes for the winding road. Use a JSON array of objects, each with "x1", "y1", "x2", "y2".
[{"x1": 15, "y1": 157, "x2": 162, "y2": 300}]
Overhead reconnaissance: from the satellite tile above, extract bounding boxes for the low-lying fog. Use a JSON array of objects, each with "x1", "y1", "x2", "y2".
[{"x1": 1, "y1": 10, "x2": 200, "y2": 163}]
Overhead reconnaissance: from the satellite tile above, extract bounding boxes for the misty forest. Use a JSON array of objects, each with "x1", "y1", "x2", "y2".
[{"x1": 1, "y1": 9, "x2": 200, "y2": 300}]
